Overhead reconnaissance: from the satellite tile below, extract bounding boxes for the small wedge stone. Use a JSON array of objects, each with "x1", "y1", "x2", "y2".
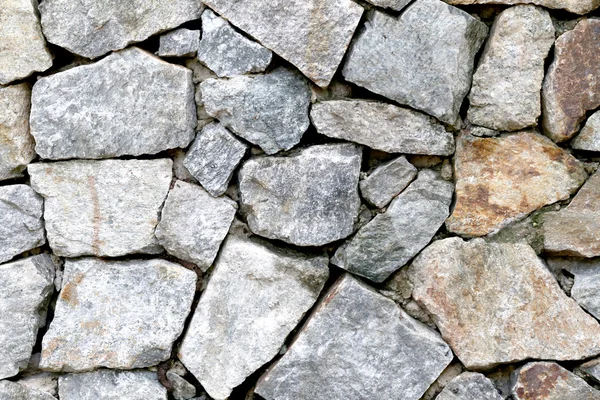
[
  {"x1": 436, "y1": 372, "x2": 503, "y2": 400},
  {"x1": 580, "y1": 358, "x2": 600, "y2": 384},
  {"x1": 360, "y1": 156, "x2": 417, "y2": 208},
  {"x1": 158, "y1": 29, "x2": 200, "y2": 58},
  {"x1": 166, "y1": 372, "x2": 196, "y2": 400},
  {"x1": 442, "y1": 0, "x2": 600, "y2": 15},
  {"x1": 364, "y1": 0, "x2": 411, "y2": 10},
  {"x1": 0, "y1": 380, "x2": 56, "y2": 400},
  {"x1": 572, "y1": 111, "x2": 600, "y2": 151},
  {"x1": 58, "y1": 370, "x2": 167, "y2": 400}
]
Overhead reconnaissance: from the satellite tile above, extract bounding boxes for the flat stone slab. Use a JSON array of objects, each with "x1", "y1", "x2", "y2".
[
  {"x1": 239, "y1": 143, "x2": 362, "y2": 246},
  {"x1": 200, "y1": 67, "x2": 311, "y2": 154},
  {"x1": 201, "y1": 0, "x2": 363, "y2": 86},
  {"x1": 155, "y1": 180, "x2": 236, "y2": 271},
  {"x1": 311, "y1": 100, "x2": 455, "y2": 155},
  {"x1": 446, "y1": 132, "x2": 587, "y2": 237},
  {"x1": 179, "y1": 235, "x2": 329, "y2": 400},
  {"x1": 39, "y1": 0, "x2": 203, "y2": 58},
  {"x1": 572, "y1": 110, "x2": 600, "y2": 151},
  {"x1": 0, "y1": 255, "x2": 54, "y2": 380},
  {"x1": 359, "y1": 156, "x2": 417, "y2": 208},
  {"x1": 40, "y1": 258, "x2": 196, "y2": 372},
  {"x1": 256, "y1": 274, "x2": 453, "y2": 400},
  {"x1": 410, "y1": 238, "x2": 600, "y2": 370},
  {"x1": 30, "y1": 47, "x2": 196, "y2": 160},
  {"x1": 29, "y1": 159, "x2": 172, "y2": 258},
  {"x1": 0, "y1": 380, "x2": 56, "y2": 400},
  {"x1": 0, "y1": 185, "x2": 45, "y2": 264},
  {"x1": 343, "y1": 0, "x2": 488, "y2": 126},
  {"x1": 158, "y1": 28, "x2": 200, "y2": 58},
  {"x1": 436, "y1": 372, "x2": 503, "y2": 400},
  {"x1": 58, "y1": 370, "x2": 167, "y2": 400},
  {"x1": 0, "y1": 83, "x2": 35, "y2": 181},
  {"x1": 333, "y1": 170, "x2": 453, "y2": 283},
  {"x1": 442, "y1": 0, "x2": 600, "y2": 15}
]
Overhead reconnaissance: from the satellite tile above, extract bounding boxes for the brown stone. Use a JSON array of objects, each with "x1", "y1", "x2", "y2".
[
  {"x1": 442, "y1": 0, "x2": 600, "y2": 15},
  {"x1": 542, "y1": 19, "x2": 600, "y2": 142},
  {"x1": 446, "y1": 132, "x2": 586, "y2": 237}
]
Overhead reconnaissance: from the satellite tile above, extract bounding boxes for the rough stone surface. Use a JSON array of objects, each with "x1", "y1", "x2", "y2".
[
  {"x1": 158, "y1": 28, "x2": 200, "y2": 58},
  {"x1": 197, "y1": 9, "x2": 272, "y2": 78},
  {"x1": 30, "y1": 48, "x2": 196, "y2": 160},
  {"x1": 311, "y1": 100, "x2": 455, "y2": 155},
  {"x1": 201, "y1": 0, "x2": 363, "y2": 86},
  {"x1": 360, "y1": 156, "x2": 417, "y2": 208},
  {"x1": 201, "y1": 68, "x2": 311, "y2": 154},
  {"x1": 183, "y1": 123, "x2": 248, "y2": 197},
  {"x1": 179, "y1": 235, "x2": 329, "y2": 400},
  {"x1": 343, "y1": 0, "x2": 488, "y2": 126},
  {"x1": 446, "y1": 132, "x2": 587, "y2": 237},
  {"x1": 364, "y1": 0, "x2": 412, "y2": 10},
  {"x1": 256, "y1": 274, "x2": 453, "y2": 400},
  {"x1": 467, "y1": 5, "x2": 554, "y2": 132},
  {"x1": 333, "y1": 170, "x2": 453, "y2": 283},
  {"x1": 58, "y1": 370, "x2": 168, "y2": 400},
  {"x1": 572, "y1": 110, "x2": 600, "y2": 151},
  {"x1": 39, "y1": 0, "x2": 203, "y2": 58},
  {"x1": 542, "y1": 19, "x2": 600, "y2": 142},
  {"x1": 17, "y1": 373, "x2": 58, "y2": 398},
  {"x1": 0, "y1": 380, "x2": 56, "y2": 400},
  {"x1": 239, "y1": 144, "x2": 362, "y2": 246},
  {"x1": 0, "y1": 185, "x2": 45, "y2": 264},
  {"x1": 0, "y1": 83, "x2": 35, "y2": 181},
  {"x1": 410, "y1": 238, "x2": 600, "y2": 370},
  {"x1": 29, "y1": 159, "x2": 172, "y2": 258},
  {"x1": 436, "y1": 372, "x2": 503, "y2": 400},
  {"x1": 443, "y1": 0, "x2": 600, "y2": 15},
  {"x1": 580, "y1": 358, "x2": 600, "y2": 384},
  {"x1": 155, "y1": 180, "x2": 236, "y2": 272},
  {"x1": 0, "y1": 255, "x2": 54, "y2": 380},
  {"x1": 0, "y1": 0, "x2": 53, "y2": 85},
  {"x1": 166, "y1": 372, "x2": 196, "y2": 400},
  {"x1": 40, "y1": 258, "x2": 196, "y2": 372},
  {"x1": 512, "y1": 362, "x2": 600, "y2": 400}
]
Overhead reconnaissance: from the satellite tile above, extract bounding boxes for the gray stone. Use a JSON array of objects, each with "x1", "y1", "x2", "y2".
[
  {"x1": 572, "y1": 110, "x2": 600, "y2": 151},
  {"x1": 436, "y1": 372, "x2": 503, "y2": 400},
  {"x1": 470, "y1": 126, "x2": 499, "y2": 137},
  {"x1": 200, "y1": 68, "x2": 311, "y2": 154},
  {"x1": 178, "y1": 235, "x2": 329, "y2": 400},
  {"x1": 467, "y1": 5, "x2": 554, "y2": 132},
  {"x1": 201, "y1": 0, "x2": 363, "y2": 86},
  {"x1": 197, "y1": 9, "x2": 272, "y2": 78},
  {"x1": 0, "y1": 0, "x2": 53, "y2": 85},
  {"x1": 158, "y1": 28, "x2": 200, "y2": 58},
  {"x1": 311, "y1": 100, "x2": 455, "y2": 155},
  {"x1": 443, "y1": 0, "x2": 600, "y2": 15},
  {"x1": 58, "y1": 370, "x2": 167, "y2": 400},
  {"x1": 255, "y1": 274, "x2": 453, "y2": 400},
  {"x1": 30, "y1": 47, "x2": 196, "y2": 160},
  {"x1": 360, "y1": 156, "x2": 417, "y2": 208},
  {"x1": 29, "y1": 159, "x2": 172, "y2": 258},
  {"x1": 333, "y1": 170, "x2": 453, "y2": 283},
  {"x1": 0, "y1": 255, "x2": 54, "y2": 380},
  {"x1": 0, "y1": 185, "x2": 45, "y2": 264},
  {"x1": 0, "y1": 380, "x2": 56, "y2": 400},
  {"x1": 155, "y1": 180, "x2": 236, "y2": 271},
  {"x1": 183, "y1": 123, "x2": 248, "y2": 197},
  {"x1": 0, "y1": 83, "x2": 35, "y2": 181},
  {"x1": 238, "y1": 143, "x2": 362, "y2": 246},
  {"x1": 39, "y1": 0, "x2": 203, "y2": 58},
  {"x1": 40, "y1": 258, "x2": 196, "y2": 372},
  {"x1": 580, "y1": 357, "x2": 600, "y2": 384},
  {"x1": 364, "y1": 0, "x2": 412, "y2": 10},
  {"x1": 343, "y1": 0, "x2": 488, "y2": 126},
  {"x1": 17, "y1": 373, "x2": 58, "y2": 398},
  {"x1": 167, "y1": 372, "x2": 196, "y2": 400}
]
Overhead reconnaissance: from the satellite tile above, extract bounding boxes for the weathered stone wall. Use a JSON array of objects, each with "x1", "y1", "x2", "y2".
[{"x1": 2, "y1": 0, "x2": 600, "y2": 399}]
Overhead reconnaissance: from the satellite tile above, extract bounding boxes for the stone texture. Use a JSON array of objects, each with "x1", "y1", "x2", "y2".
[
  {"x1": 255, "y1": 274, "x2": 453, "y2": 400},
  {"x1": 155, "y1": 180, "x2": 236, "y2": 271},
  {"x1": 364, "y1": 0, "x2": 412, "y2": 10},
  {"x1": 40, "y1": 258, "x2": 196, "y2": 372},
  {"x1": 436, "y1": 372, "x2": 503, "y2": 400},
  {"x1": 178, "y1": 235, "x2": 329, "y2": 400},
  {"x1": 360, "y1": 156, "x2": 417, "y2": 208},
  {"x1": 39, "y1": 0, "x2": 203, "y2": 58},
  {"x1": 166, "y1": 372, "x2": 196, "y2": 400},
  {"x1": 0, "y1": 0, "x2": 53, "y2": 85},
  {"x1": 158, "y1": 28, "x2": 200, "y2": 58},
  {"x1": 580, "y1": 358, "x2": 600, "y2": 384},
  {"x1": 548, "y1": 259, "x2": 600, "y2": 320},
  {"x1": 17, "y1": 373, "x2": 58, "y2": 398},
  {"x1": 343, "y1": 0, "x2": 488, "y2": 126},
  {"x1": 197, "y1": 9, "x2": 272, "y2": 78},
  {"x1": 512, "y1": 362, "x2": 600, "y2": 400},
  {"x1": 239, "y1": 143, "x2": 362, "y2": 246},
  {"x1": 542, "y1": 19, "x2": 600, "y2": 142},
  {"x1": 183, "y1": 123, "x2": 248, "y2": 197},
  {"x1": 58, "y1": 370, "x2": 167, "y2": 400},
  {"x1": 30, "y1": 47, "x2": 196, "y2": 160},
  {"x1": 443, "y1": 0, "x2": 600, "y2": 15},
  {"x1": 200, "y1": 68, "x2": 311, "y2": 154},
  {"x1": 311, "y1": 100, "x2": 455, "y2": 155},
  {"x1": 468, "y1": 6, "x2": 554, "y2": 132},
  {"x1": 572, "y1": 110, "x2": 600, "y2": 151},
  {"x1": 0, "y1": 381, "x2": 56, "y2": 400},
  {"x1": 29, "y1": 159, "x2": 172, "y2": 258},
  {"x1": 332, "y1": 170, "x2": 453, "y2": 283},
  {"x1": 410, "y1": 238, "x2": 600, "y2": 370},
  {"x1": 0, "y1": 83, "x2": 35, "y2": 181},
  {"x1": 201, "y1": 0, "x2": 363, "y2": 86},
  {"x1": 0, "y1": 185, "x2": 45, "y2": 264},
  {"x1": 446, "y1": 132, "x2": 587, "y2": 237},
  {"x1": 0, "y1": 255, "x2": 54, "y2": 380}
]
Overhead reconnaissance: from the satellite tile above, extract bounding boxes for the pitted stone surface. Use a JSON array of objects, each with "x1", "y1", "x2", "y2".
[
  {"x1": 58, "y1": 370, "x2": 167, "y2": 400},
  {"x1": 158, "y1": 28, "x2": 200, "y2": 58}
]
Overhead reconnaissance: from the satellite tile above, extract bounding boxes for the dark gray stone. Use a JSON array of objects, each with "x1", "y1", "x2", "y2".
[{"x1": 360, "y1": 156, "x2": 417, "y2": 208}]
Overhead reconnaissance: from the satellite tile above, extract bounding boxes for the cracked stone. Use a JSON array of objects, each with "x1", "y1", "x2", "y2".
[
  {"x1": 436, "y1": 372, "x2": 503, "y2": 400},
  {"x1": 359, "y1": 156, "x2": 417, "y2": 208},
  {"x1": 58, "y1": 370, "x2": 168, "y2": 400},
  {"x1": 0, "y1": 380, "x2": 56, "y2": 400},
  {"x1": 572, "y1": 110, "x2": 600, "y2": 151},
  {"x1": 158, "y1": 28, "x2": 200, "y2": 58}
]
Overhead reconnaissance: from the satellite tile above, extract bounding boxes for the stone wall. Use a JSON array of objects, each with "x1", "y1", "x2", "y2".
[{"x1": 1, "y1": 0, "x2": 600, "y2": 399}]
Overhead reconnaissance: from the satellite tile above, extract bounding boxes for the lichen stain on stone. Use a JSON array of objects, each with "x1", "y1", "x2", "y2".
[
  {"x1": 515, "y1": 363, "x2": 568, "y2": 399},
  {"x1": 60, "y1": 273, "x2": 85, "y2": 306}
]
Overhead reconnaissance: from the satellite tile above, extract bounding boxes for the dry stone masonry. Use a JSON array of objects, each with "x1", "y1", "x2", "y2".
[{"x1": 3, "y1": 0, "x2": 600, "y2": 399}]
